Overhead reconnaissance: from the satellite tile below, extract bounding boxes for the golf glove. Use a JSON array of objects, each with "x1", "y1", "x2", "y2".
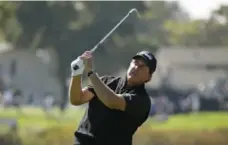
[{"x1": 71, "y1": 57, "x2": 85, "y2": 76}]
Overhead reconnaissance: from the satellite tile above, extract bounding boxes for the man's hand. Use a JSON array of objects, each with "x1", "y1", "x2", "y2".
[
  {"x1": 69, "y1": 51, "x2": 95, "y2": 106},
  {"x1": 80, "y1": 51, "x2": 93, "y2": 73},
  {"x1": 71, "y1": 57, "x2": 85, "y2": 76}
]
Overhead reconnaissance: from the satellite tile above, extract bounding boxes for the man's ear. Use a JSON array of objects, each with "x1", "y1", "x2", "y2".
[{"x1": 145, "y1": 73, "x2": 152, "y2": 83}]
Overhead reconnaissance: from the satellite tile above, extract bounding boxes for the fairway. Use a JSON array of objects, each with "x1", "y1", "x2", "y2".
[
  {"x1": 0, "y1": 106, "x2": 84, "y2": 132},
  {"x1": 0, "y1": 107, "x2": 228, "y2": 132},
  {"x1": 146, "y1": 112, "x2": 228, "y2": 130}
]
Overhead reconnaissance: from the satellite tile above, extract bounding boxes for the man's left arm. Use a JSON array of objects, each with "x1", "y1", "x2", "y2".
[
  {"x1": 89, "y1": 72, "x2": 150, "y2": 115},
  {"x1": 88, "y1": 72, "x2": 127, "y2": 110}
]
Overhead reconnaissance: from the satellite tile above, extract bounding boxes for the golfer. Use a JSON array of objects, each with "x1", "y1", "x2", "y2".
[{"x1": 69, "y1": 50, "x2": 157, "y2": 145}]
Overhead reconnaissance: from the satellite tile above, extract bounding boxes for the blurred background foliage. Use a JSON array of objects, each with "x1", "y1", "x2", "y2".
[
  {"x1": 0, "y1": 1, "x2": 228, "y2": 145},
  {"x1": 0, "y1": 0, "x2": 228, "y2": 111}
]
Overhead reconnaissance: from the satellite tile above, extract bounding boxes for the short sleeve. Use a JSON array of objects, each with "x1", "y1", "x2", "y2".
[{"x1": 123, "y1": 93, "x2": 151, "y2": 117}]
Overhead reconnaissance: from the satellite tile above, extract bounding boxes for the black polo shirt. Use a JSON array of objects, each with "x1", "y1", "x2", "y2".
[{"x1": 74, "y1": 75, "x2": 151, "y2": 145}]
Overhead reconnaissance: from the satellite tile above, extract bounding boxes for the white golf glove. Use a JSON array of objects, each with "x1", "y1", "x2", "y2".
[{"x1": 71, "y1": 57, "x2": 85, "y2": 76}]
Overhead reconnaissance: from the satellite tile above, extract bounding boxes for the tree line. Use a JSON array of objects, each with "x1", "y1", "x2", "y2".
[{"x1": 0, "y1": 1, "x2": 227, "y2": 109}]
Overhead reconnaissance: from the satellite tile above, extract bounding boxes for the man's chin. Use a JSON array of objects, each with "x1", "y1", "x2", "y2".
[
  {"x1": 127, "y1": 74, "x2": 135, "y2": 81},
  {"x1": 127, "y1": 74, "x2": 132, "y2": 78}
]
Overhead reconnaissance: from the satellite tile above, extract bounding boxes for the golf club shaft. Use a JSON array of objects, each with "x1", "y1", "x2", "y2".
[
  {"x1": 90, "y1": 8, "x2": 138, "y2": 53},
  {"x1": 73, "y1": 8, "x2": 139, "y2": 71}
]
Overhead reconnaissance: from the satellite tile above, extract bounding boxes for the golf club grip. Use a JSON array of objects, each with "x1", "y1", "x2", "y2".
[
  {"x1": 91, "y1": 44, "x2": 99, "y2": 53},
  {"x1": 73, "y1": 44, "x2": 100, "y2": 70}
]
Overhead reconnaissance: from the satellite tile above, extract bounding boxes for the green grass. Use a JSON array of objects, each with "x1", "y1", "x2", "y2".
[
  {"x1": 1, "y1": 107, "x2": 227, "y2": 145},
  {"x1": 0, "y1": 107, "x2": 228, "y2": 132},
  {"x1": 146, "y1": 112, "x2": 228, "y2": 130},
  {"x1": 0, "y1": 107, "x2": 85, "y2": 134}
]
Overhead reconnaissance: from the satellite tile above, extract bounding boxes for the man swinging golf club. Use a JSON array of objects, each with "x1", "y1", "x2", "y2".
[
  {"x1": 69, "y1": 49, "x2": 157, "y2": 145},
  {"x1": 69, "y1": 8, "x2": 156, "y2": 145}
]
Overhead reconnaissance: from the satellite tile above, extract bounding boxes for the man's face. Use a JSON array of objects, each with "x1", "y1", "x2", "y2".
[{"x1": 127, "y1": 58, "x2": 151, "y2": 85}]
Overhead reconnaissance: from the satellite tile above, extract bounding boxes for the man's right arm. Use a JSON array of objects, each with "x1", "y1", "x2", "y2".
[{"x1": 69, "y1": 75, "x2": 94, "y2": 106}]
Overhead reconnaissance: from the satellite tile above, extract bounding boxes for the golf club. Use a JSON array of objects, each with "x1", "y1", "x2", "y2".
[
  {"x1": 73, "y1": 8, "x2": 140, "y2": 70},
  {"x1": 90, "y1": 8, "x2": 140, "y2": 53}
]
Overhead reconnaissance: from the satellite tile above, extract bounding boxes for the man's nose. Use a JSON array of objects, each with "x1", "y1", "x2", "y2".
[{"x1": 134, "y1": 65, "x2": 139, "y2": 70}]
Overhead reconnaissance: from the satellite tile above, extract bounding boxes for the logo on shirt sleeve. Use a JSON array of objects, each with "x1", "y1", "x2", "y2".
[{"x1": 123, "y1": 93, "x2": 133, "y2": 100}]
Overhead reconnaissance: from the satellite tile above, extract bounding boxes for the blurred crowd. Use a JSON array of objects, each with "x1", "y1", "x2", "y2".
[
  {"x1": 0, "y1": 75, "x2": 55, "y2": 112},
  {"x1": 148, "y1": 77, "x2": 228, "y2": 118},
  {"x1": 1, "y1": 71, "x2": 228, "y2": 117}
]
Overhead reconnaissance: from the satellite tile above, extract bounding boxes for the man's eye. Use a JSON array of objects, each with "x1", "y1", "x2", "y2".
[{"x1": 139, "y1": 65, "x2": 147, "y2": 69}]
